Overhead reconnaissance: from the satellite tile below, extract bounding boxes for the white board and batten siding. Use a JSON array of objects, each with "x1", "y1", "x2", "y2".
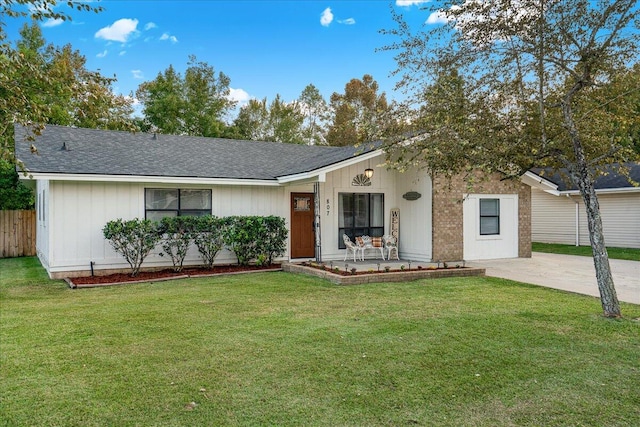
[
  {"x1": 318, "y1": 156, "x2": 433, "y2": 262},
  {"x1": 42, "y1": 180, "x2": 286, "y2": 276},
  {"x1": 532, "y1": 188, "x2": 640, "y2": 248},
  {"x1": 319, "y1": 156, "x2": 395, "y2": 260},
  {"x1": 35, "y1": 179, "x2": 50, "y2": 270},
  {"x1": 394, "y1": 168, "x2": 432, "y2": 262},
  {"x1": 463, "y1": 194, "x2": 519, "y2": 260}
]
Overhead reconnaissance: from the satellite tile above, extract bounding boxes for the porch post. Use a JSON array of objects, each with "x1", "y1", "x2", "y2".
[{"x1": 314, "y1": 182, "x2": 322, "y2": 262}]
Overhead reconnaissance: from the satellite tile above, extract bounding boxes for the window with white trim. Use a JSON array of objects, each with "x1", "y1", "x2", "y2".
[
  {"x1": 479, "y1": 198, "x2": 500, "y2": 235},
  {"x1": 338, "y1": 193, "x2": 384, "y2": 249},
  {"x1": 145, "y1": 189, "x2": 212, "y2": 221}
]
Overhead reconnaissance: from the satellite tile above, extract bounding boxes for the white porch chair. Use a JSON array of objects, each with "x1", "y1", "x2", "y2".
[
  {"x1": 358, "y1": 235, "x2": 385, "y2": 260},
  {"x1": 383, "y1": 235, "x2": 399, "y2": 260},
  {"x1": 343, "y1": 234, "x2": 361, "y2": 262}
]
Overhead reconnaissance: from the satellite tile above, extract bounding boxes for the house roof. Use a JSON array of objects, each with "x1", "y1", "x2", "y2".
[
  {"x1": 529, "y1": 162, "x2": 640, "y2": 193},
  {"x1": 14, "y1": 125, "x2": 380, "y2": 182}
]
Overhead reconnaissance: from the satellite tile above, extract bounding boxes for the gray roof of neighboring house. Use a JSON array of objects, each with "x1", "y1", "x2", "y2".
[
  {"x1": 14, "y1": 125, "x2": 380, "y2": 180},
  {"x1": 531, "y1": 162, "x2": 640, "y2": 191}
]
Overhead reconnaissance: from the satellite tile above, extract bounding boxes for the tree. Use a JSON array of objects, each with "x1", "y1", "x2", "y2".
[
  {"x1": 326, "y1": 74, "x2": 393, "y2": 146},
  {"x1": 136, "y1": 56, "x2": 235, "y2": 137},
  {"x1": 298, "y1": 84, "x2": 329, "y2": 145},
  {"x1": 232, "y1": 95, "x2": 305, "y2": 143},
  {"x1": 268, "y1": 95, "x2": 305, "y2": 143},
  {"x1": 11, "y1": 23, "x2": 136, "y2": 131},
  {"x1": 1, "y1": 1, "x2": 105, "y2": 162},
  {"x1": 233, "y1": 98, "x2": 270, "y2": 141},
  {"x1": 2, "y1": 17, "x2": 135, "y2": 207},
  {"x1": 136, "y1": 65, "x2": 184, "y2": 135},
  {"x1": 383, "y1": 0, "x2": 640, "y2": 317},
  {"x1": 0, "y1": 160, "x2": 34, "y2": 210}
]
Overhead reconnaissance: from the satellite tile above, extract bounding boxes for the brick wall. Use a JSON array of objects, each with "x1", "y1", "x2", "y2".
[{"x1": 431, "y1": 173, "x2": 531, "y2": 261}]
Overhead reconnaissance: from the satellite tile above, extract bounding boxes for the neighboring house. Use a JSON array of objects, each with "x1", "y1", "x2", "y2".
[
  {"x1": 16, "y1": 125, "x2": 531, "y2": 278},
  {"x1": 525, "y1": 163, "x2": 640, "y2": 249}
]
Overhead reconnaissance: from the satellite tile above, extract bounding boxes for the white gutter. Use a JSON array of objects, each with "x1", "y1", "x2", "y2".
[
  {"x1": 560, "y1": 187, "x2": 640, "y2": 195},
  {"x1": 20, "y1": 172, "x2": 281, "y2": 186}
]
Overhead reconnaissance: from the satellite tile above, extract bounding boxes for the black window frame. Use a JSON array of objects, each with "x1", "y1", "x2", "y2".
[
  {"x1": 338, "y1": 192, "x2": 384, "y2": 249},
  {"x1": 145, "y1": 188, "x2": 212, "y2": 221},
  {"x1": 479, "y1": 198, "x2": 500, "y2": 236}
]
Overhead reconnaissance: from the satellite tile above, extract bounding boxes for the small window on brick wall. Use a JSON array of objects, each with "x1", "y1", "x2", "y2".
[
  {"x1": 145, "y1": 189, "x2": 212, "y2": 221},
  {"x1": 479, "y1": 198, "x2": 500, "y2": 235}
]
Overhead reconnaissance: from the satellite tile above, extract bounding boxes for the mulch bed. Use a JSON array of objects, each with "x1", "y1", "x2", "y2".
[{"x1": 68, "y1": 264, "x2": 282, "y2": 287}]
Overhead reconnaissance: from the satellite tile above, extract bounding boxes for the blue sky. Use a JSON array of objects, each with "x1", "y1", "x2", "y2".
[{"x1": 6, "y1": 1, "x2": 440, "y2": 112}]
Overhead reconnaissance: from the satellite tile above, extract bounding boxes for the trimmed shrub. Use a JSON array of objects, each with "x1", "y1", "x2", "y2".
[
  {"x1": 255, "y1": 216, "x2": 288, "y2": 265},
  {"x1": 192, "y1": 215, "x2": 225, "y2": 268},
  {"x1": 103, "y1": 218, "x2": 161, "y2": 277},
  {"x1": 223, "y1": 215, "x2": 287, "y2": 266},
  {"x1": 222, "y1": 216, "x2": 258, "y2": 266},
  {"x1": 157, "y1": 216, "x2": 194, "y2": 272}
]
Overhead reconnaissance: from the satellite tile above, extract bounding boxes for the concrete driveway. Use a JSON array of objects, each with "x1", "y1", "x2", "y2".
[{"x1": 468, "y1": 252, "x2": 640, "y2": 305}]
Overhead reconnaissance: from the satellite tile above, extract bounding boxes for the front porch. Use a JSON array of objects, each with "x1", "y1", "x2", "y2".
[{"x1": 283, "y1": 258, "x2": 485, "y2": 285}]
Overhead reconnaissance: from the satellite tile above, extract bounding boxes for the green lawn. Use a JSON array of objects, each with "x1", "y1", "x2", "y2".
[
  {"x1": 1, "y1": 257, "x2": 639, "y2": 426},
  {"x1": 532, "y1": 242, "x2": 640, "y2": 261}
]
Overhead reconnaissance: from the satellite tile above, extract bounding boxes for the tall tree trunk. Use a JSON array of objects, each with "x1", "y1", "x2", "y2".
[
  {"x1": 571, "y1": 166, "x2": 621, "y2": 317},
  {"x1": 563, "y1": 95, "x2": 621, "y2": 317}
]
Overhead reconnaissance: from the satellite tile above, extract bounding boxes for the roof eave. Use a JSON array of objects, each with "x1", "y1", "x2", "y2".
[
  {"x1": 521, "y1": 171, "x2": 560, "y2": 195},
  {"x1": 20, "y1": 172, "x2": 281, "y2": 186},
  {"x1": 277, "y1": 149, "x2": 384, "y2": 184}
]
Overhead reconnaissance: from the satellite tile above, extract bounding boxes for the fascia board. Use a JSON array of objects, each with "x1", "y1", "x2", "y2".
[
  {"x1": 277, "y1": 149, "x2": 384, "y2": 184},
  {"x1": 521, "y1": 171, "x2": 560, "y2": 195},
  {"x1": 20, "y1": 172, "x2": 281, "y2": 187}
]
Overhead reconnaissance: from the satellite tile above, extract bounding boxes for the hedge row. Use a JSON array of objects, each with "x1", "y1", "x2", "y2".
[{"x1": 103, "y1": 215, "x2": 287, "y2": 276}]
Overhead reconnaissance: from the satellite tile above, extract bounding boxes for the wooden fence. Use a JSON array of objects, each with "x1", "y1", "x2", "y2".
[{"x1": 0, "y1": 210, "x2": 36, "y2": 258}]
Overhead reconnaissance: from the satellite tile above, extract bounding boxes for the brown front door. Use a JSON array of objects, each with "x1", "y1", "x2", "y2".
[{"x1": 291, "y1": 192, "x2": 316, "y2": 259}]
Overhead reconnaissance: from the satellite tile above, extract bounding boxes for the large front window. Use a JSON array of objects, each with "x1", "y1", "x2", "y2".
[
  {"x1": 338, "y1": 193, "x2": 384, "y2": 249},
  {"x1": 145, "y1": 189, "x2": 212, "y2": 221}
]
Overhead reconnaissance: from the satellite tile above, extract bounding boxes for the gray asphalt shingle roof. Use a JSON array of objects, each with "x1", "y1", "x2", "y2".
[
  {"x1": 15, "y1": 125, "x2": 379, "y2": 180},
  {"x1": 531, "y1": 162, "x2": 640, "y2": 191}
]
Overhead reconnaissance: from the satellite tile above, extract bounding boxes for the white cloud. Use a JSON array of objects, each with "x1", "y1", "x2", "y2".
[
  {"x1": 95, "y1": 18, "x2": 139, "y2": 43},
  {"x1": 132, "y1": 69, "x2": 144, "y2": 79},
  {"x1": 338, "y1": 18, "x2": 356, "y2": 25},
  {"x1": 426, "y1": 11, "x2": 449, "y2": 24},
  {"x1": 396, "y1": 0, "x2": 430, "y2": 6},
  {"x1": 42, "y1": 18, "x2": 64, "y2": 28},
  {"x1": 320, "y1": 7, "x2": 333, "y2": 26},
  {"x1": 224, "y1": 88, "x2": 253, "y2": 124},
  {"x1": 119, "y1": 50, "x2": 126, "y2": 56},
  {"x1": 227, "y1": 88, "x2": 251, "y2": 104},
  {"x1": 96, "y1": 50, "x2": 108, "y2": 58},
  {"x1": 124, "y1": 94, "x2": 141, "y2": 108},
  {"x1": 144, "y1": 22, "x2": 157, "y2": 31},
  {"x1": 160, "y1": 33, "x2": 178, "y2": 43}
]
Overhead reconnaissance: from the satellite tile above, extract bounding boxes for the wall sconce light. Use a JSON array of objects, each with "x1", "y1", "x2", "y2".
[{"x1": 364, "y1": 168, "x2": 374, "y2": 179}]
